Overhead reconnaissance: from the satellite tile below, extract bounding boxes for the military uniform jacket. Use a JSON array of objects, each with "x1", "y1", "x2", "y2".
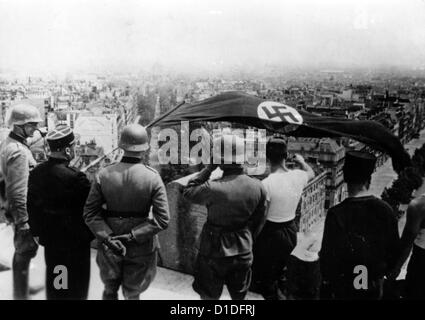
[
  {"x1": 27, "y1": 157, "x2": 93, "y2": 248},
  {"x1": 0, "y1": 132, "x2": 37, "y2": 225},
  {"x1": 183, "y1": 167, "x2": 268, "y2": 258},
  {"x1": 83, "y1": 157, "x2": 170, "y2": 253}
]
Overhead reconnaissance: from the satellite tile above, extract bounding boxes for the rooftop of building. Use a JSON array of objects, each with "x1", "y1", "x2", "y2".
[{"x1": 287, "y1": 137, "x2": 345, "y2": 155}]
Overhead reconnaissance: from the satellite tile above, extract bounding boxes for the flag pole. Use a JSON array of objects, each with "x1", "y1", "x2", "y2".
[
  {"x1": 80, "y1": 100, "x2": 185, "y2": 172},
  {"x1": 146, "y1": 100, "x2": 186, "y2": 128},
  {"x1": 80, "y1": 147, "x2": 120, "y2": 173}
]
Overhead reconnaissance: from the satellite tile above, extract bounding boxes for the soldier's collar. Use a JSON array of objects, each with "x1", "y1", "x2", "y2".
[
  {"x1": 222, "y1": 166, "x2": 244, "y2": 176},
  {"x1": 9, "y1": 131, "x2": 29, "y2": 148},
  {"x1": 48, "y1": 156, "x2": 70, "y2": 164},
  {"x1": 121, "y1": 156, "x2": 142, "y2": 164}
]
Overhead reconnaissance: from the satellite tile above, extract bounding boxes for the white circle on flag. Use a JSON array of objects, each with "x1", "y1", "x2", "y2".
[{"x1": 257, "y1": 101, "x2": 303, "y2": 124}]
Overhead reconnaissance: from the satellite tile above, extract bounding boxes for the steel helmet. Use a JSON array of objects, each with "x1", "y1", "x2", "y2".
[
  {"x1": 7, "y1": 103, "x2": 43, "y2": 127},
  {"x1": 212, "y1": 134, "x2": 246, "y2": 164},
  {"x1": 119, "y1": 124, "x2": 149, "y2": 152}
]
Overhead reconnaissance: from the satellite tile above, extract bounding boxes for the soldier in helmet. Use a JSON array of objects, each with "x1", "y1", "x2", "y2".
[
  {"x1": 84, "y1": 124, "x2": 170, "y2": 300},
  {"x1": 27, "y1": 124, "x2": 93, "y2": 300},
  {"x1": 0, "y1": 103, "x2": 43, "y2": 299},
  {"x1": 183, "y1": 134, "x2": 268, "y2": 300}
]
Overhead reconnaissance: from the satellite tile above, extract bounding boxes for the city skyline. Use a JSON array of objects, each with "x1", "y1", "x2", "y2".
[{"x1": 1, "y1": 0, "x2": 425, "y2": 75}]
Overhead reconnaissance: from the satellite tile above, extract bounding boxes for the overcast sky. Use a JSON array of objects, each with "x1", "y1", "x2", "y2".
[{"x1": 1, "y1": 0, "x2": 425, "y2": 74}]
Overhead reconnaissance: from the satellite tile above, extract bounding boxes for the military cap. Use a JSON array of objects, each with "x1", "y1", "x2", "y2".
[
  {"x1": 343, "y1": 150, "x2": 377, "y2": 183},
  {"x1": 46, "y1": 124, "x2": 78, "y2": 151}
]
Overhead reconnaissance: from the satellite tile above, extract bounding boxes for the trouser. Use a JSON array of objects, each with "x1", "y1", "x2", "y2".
[
  {"x1": 97, "y1": 244, "x2": 157, "y2": 300},
  {"x1": 192, "y1": 252, "x2": 253, "y2": 300},
  {"x1": 13, "y1": 227, "x2": 38, "y2": 300},
  {"x1": 44, "y1": 244, "x2": 91, "y2": 300},
  {"x1": 251, "y1": 220, "x2": 297, "y2": 300},
  {"x1": 331, "y1": 277, "x2": 384, "y2": 300},
  {"x1": 286, "y1": 255, "x2": 321, "y2": 300},
  {"x1": 405, "y1": 244, "x2": 425, "y2": 299}
]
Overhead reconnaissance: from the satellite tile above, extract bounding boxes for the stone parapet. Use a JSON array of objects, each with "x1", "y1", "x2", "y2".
[{"x1": 158, "y1": 168, "x2": 327, "y2": 275}]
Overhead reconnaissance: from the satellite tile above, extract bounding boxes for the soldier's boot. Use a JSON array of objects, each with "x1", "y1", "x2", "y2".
[
  {"x1": 12, "y1": 253, "x2": 31, "y2": 300},
  {"x1": 126, "y1": 295, "x2": 140, "y2": 300}
]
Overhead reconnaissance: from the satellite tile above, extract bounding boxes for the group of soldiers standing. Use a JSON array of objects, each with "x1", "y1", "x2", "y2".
[
  {"x1": 0, "y1": 103, "x2": 169, "y2": 300},
  {"x1": 1, "y1": 102, "x2": 425, "y2": 300}
]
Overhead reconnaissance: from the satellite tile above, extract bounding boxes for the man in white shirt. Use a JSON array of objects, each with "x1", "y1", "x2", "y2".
[{"x1": 251, "y1": 137, "x2": 315, "y2": 300}]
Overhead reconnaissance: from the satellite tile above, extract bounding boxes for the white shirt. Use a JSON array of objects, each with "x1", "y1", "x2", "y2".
[{"x1": 262, "y1": 169, "x2": 309, "y2": 223}]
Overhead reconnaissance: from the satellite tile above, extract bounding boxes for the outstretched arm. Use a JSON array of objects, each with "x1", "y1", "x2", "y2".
[
  {"x1": 293, "y1": 154, "x2": 315, "y2": 182},
  {"x1": 182, "y1": 165, "x2": 215, "y2": 205}
]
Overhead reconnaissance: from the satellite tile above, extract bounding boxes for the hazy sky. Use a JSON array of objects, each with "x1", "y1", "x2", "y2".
[{"x1": 1, "y1": 0, "x2": 425, "y2": 74}]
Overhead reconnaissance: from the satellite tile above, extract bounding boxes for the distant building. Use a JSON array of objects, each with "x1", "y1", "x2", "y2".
[
  {"x1": 76, "y1": 139, "x2": 105, "y2": 165},
  {"x1": 288, "y1": 137, "x2": 346, "y2": 208},
  {"x1": 74, "y1": 139, "x2": 106, "y2": 181},
  {"x1": 73, "y1": 113, "x2": 119, "y2": 155},
  {"x1": 47, "y1": 110, "x2": 91, "y2": 130},
  {"x1": 296, "y1": 171, "x2": 327, "y2": 233},
  {"x1": 149, "y1": 95, "x2": 162, "y2": 170}
]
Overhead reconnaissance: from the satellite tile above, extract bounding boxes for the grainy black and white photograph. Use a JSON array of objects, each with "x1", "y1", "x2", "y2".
[{"x1": 1, "y1": 0, "x2": 425, "y2": 309}]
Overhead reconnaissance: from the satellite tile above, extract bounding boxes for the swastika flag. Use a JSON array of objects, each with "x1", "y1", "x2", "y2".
[{"x1": 148, "y1": 91, "x2": 411, "y2": 172}]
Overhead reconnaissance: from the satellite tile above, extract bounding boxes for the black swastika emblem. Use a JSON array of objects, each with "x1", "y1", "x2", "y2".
[{"x1": 262, "y1": 105, "x2": 301, "y2": 123}]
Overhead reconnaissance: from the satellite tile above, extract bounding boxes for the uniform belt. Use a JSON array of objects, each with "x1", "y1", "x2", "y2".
[
  {"x1": 104, "y1": 210, "x2": 147, "y2": 218},
  {"x1": 266, "y1": 219, "x2": 295, "y2": 227}
]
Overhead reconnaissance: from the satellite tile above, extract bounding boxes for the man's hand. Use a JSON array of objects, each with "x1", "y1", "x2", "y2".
[
  {"x1": 386, "y1": 267, "x2": 401, "y2": 281},
  {"x1": 207, "y1": 153, "x2": 218, "y2": 171},
  {"x1": 293, "y1": 154, "x2": 305, "y2": 164},
  {"x1": 103, "y1": 236, "x2": 127, "y2": 256},
  {"x1": 111, "y1": 233, "x2": 134, "y2": 243},
  {"x1": 16, "y1": 222, "x2": 30, "y2": 231},
  {"x1": 292, "y1": 153, "x2": 315, "y2": 181}
]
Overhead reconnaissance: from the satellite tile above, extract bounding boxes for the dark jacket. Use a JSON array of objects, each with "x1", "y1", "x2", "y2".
[
  {"x1": 27, "y1": 157, "x2": 93, "y2": 248},
  {"x1": 183, "y1": 166, "x2": 268, "y2": 258},
  {"x1": 320, "y1": 195, "x2": 400, "y2": 299}
]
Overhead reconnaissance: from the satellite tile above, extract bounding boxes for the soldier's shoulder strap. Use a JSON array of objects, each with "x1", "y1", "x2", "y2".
[
  {"x1": 145, "y1": 165, "x2": 159, "y2": 174},
  {"x1": 7, "y1": 140, "x2": 27, "y2": 153}
]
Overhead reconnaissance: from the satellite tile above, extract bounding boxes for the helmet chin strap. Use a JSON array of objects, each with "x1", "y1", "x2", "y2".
[{"x1": 14, "y1": 124, "x2": 29, "y2": 139}]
